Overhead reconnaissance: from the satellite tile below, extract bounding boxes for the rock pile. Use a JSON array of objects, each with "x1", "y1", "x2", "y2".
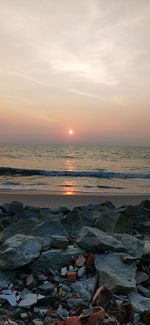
[{"x1": 0, "y1": 200, "x2": 150, "y2": 324}]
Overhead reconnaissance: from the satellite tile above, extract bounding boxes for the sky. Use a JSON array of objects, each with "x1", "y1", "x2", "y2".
[{"x1": 0, "y1": 0, "x2": 150, "y2": 146}]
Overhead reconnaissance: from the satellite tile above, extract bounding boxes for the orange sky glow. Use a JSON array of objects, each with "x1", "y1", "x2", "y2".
[{"x1": 0, "y1": 0, "x2": 150, "y2": 146}]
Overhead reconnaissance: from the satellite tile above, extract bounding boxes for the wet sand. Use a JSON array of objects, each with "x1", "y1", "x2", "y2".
[{"x1": 0, "y1": 190, "x2": 149, "y2": 208}]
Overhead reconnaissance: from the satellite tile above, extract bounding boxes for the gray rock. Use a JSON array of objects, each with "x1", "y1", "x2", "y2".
[
  {"x1": 129, "y1": 292, "x2": 150, "y2": 313},
  {"x1": 95, "y1": 253, "x2": 137, "y2": 294},
  {"x1": 32, "y1": 217, "x2": 67, "y2": 249},
  {"x1": 0, "y1": 234, "x2": 42, "y2": 270},
  {"x1": 71, "y1": 276, "x2": 97, "y2": 302},
  {"x1": 94, "y1": 208, "x2": 133, "y2": 234},
  {"x1": 61, "y1": 206, "x2": 94, "y2": 237},
  {"x1": 0, "y1": 293, "x2": 17, "y2": 306},
  {"x1": 32, "y1": 246, "x2": 83, "y2": 271},
  {"x1": 137, "y1": 285, "x2": 150, "y2": 297},
  {"x1": 50, "y1": 235, "x2": 69, "y2": 249},
  {"x1": 38, "y1": 282, "x2": 54, "y2": 293},
  {"x1": 5, "y1": 201, "x2": 24, "y2": 218},
  {"x1": 136, "y1": 271, "x2": 149, "y2": 285},
  {"x1": 124, "y1": 202, "x2": 150, "y2": 224},
  {"x1": 56, "y1": 304, "x2": 69, "y2": 318},
  {"x1": 24, "y1": 206, "x2": 41, "y2": 219},
  {"x1": 0, "y1": 219, "x2": 40, "y2": 243},
  {"x1": 0, "y1": 280, "x2": 10, "y2": 289},
  {"x1": 76, "y1": 227, "x2": 125, "y2": 253},
  {"x1": 112, "y1": 233, "x2": 144, "y2": 257},
  {"x1": 136, "y1": 221, "x2": 150, "y2": 234},
  {"x1": 19, "y1": 293, "x2": 45, "y2": 307},
  {"x1": 143, "y1": 239, "x2": 150, "y2": 258}
]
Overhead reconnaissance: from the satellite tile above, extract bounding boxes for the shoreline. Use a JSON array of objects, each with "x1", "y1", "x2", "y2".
[{"x1": 0, "y1": 190, "x2": 149, "y2": 208}]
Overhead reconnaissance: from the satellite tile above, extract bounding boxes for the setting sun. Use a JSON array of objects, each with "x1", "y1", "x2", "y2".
[{"x1": 68, "y1": 129, "x2": 74, "y2": 135}]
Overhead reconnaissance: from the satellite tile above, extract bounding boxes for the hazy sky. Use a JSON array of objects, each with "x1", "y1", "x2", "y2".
[{"x1": 0, "y1": 0, "x2": 150, "y2": 145}]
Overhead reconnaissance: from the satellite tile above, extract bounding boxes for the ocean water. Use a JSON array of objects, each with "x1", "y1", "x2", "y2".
[{"x1": 0, "y1": 144, "x2": 150, "y2": 194}]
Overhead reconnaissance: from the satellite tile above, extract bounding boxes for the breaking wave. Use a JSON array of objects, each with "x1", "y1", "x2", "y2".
[{"x1": 0, "y1": 167, "x2": 150, "y2": 179}]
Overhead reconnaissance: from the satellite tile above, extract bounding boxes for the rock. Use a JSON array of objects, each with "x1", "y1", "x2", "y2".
[
  {"x1": 143, "y1": 239, "x2": 150, "y2": 258},
  {"x1": 124, "y1": 202, "x2": 150, "y2": 224},
  {"x1": 71, "y1": 276, "x2": 97, "y2": 301},
  {"x1": 61, "y1": 267, "x2": 67, "y2": 276},
  {"x1": 5, "y1": 201, "x2": 24, "y2": 218},
  {"x1": 38, "y1": 282, "x2": 54, "y2": 293},
  {"x1": 0, "y1": 293, "x2": 17, "y2": 306},
  {"x1": 61, "y1": 206, "x2": 94, "y2": 237},
  {"x1": 95, "y1": 253, "x2": 137, "y2": 294},
  {"x1": 112, "y1": 233, "x2": 144, "y2": 258},
  {"x1": 32, "y1": 321, "x2": 43, "y2": 325},
  {"x1": 140, "y1": 200, "x2": 150, "y2": 210},
  {"x1": 23, "y1": 206, "x2": 41, "y2": 219},
  {"x1": 76, "y1": 227, "x2": 125, "y2": 253},
  {"x1": 94, "y1": 208, "x2": 133, "y2": 234},
  {"x1": 0, "y1": 234, "x2": 42, "y2": 270},
  {"x1": 18, "y1": 293, "x2": 45, "y2": 307},
  {"x1": 77, "y1": 266, "x2": 86, "y2": 278},
  {"x1": 135, "y1": 221, "x2": 150, "y2": 234},
  {"x1": 32, "y1": 217, "x2": 67, "y2": 249},
  {"x1": 26, "y1": 274, "x2": 37, "y2": 288},
  {"x1": 0, "y1": 219, "x2": 40, "y2": 243},
  {"x1": 56, "y1": 304, "x2": 69, "y2": 318},
  {"x1": 129, "y1": 292, "x2": 150, "y2": 313},
  {"x1": 76, "y1": 255, "x2": 86, "y2": 267},
  {"x1": 136, "y1": 271, "x2": 149, "y2": 284},
  {"x1": 50, "y1": 235, "x2": 69, "y2": 249},
  {"x1": 137, "y1": 285, "x2": 150, "y2": 297},
  {"x1": 32, "y1": 246, "x2": 83, "y2": 271},
  {"x1": 0, "y1": 280, "x2": 10, "y2": 289}
]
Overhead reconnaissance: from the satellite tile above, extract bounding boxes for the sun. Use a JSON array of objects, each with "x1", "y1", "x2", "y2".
[{"x1": 68, "y1": 129, "x2": 74, "y2": 135}]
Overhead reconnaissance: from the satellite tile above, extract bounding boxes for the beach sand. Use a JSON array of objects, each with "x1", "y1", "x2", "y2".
[{"x1": 0, "y1": 190, "x2": 149, "y2": 208}]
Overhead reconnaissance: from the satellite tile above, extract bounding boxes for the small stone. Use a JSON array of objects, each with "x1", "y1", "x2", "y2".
[
  {"x1": 18, "y1": 293, "x2": 45, "y2": 307},
  {"x1": 21, "y1": 313, "x2": 28, "y2": 319},
  {"x1": 26, "y1": 274, "x2": 36, "y2": 288},
  {"x1": 0, "y1": 293, "x2": 17, "y2": 306},
  {"x1": 61, "y1": 267, "x2": 67, "y2": 277},
  {"x1": 56, "y1": 304, "x2": 69, "y2": 318},
  {"x1": 32, "y1": 321, "x2": 43, "y2": 325},
  {"x1": 38, "y1": 282, "x2": 54, "y2": 293},
  {"x1": 76, "y1": 255, "x2": 86, "y2": 267},
  {"x1": 67, "y1": 271, "x2": 77, "y2": 282},
  {"x1": 77, "y1": 266, "x2": 86, "y2": 278}
]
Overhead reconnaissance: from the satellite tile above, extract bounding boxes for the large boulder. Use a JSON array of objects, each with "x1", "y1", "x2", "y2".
[
  {"x1": 61, "y1": 206, "x2": 94, "y2": 238},
  {"x1": 0, "y1": 234, "x2": 42, "y2": 270},
  {"x1": 95, "y1": 253, "x2": 137, "y2": 294},
  {"x1": 32, "y1": 246, "x2": 83, "y2": 271},
  {"x1": 124, "y1": 201, "x2": 150, "y2": 225},
  {"x1": 76, "y1": 227, "x2": 125, "y2": 253},
  {"x1": 112, "y1": 233, "x2": 144, "y2": 258},
  {"x1": 31, "y1": 216, "x2": 67, "y2": 249},
  {"x1": 0, "y1": 218, "x2": 40, "y2": 243},
  {"x1": 94, "y1": 208, "x2": 133, "y2": 234},
  {"x1": 135, "y1": 221, "x2": 150, "y2": 234}
]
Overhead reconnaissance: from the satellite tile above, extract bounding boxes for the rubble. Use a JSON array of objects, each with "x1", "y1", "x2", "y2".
[{"x1": 0, "y1": 200, "x2": 149, "y2": 324}]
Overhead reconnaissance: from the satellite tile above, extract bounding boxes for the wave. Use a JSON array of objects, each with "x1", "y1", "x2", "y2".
[{"x1": 0, "y1": 167, "x2": 150, "y2": 179}]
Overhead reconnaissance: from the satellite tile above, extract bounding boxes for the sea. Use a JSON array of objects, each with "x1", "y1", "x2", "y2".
[{"x1": 0, "y1": 144, "x2": 150, "y2": 194}]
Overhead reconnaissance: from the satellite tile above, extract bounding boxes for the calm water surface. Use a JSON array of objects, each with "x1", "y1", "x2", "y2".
[{"x1": 0, "y1": 144, "x2": 150, "y2": 194}]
